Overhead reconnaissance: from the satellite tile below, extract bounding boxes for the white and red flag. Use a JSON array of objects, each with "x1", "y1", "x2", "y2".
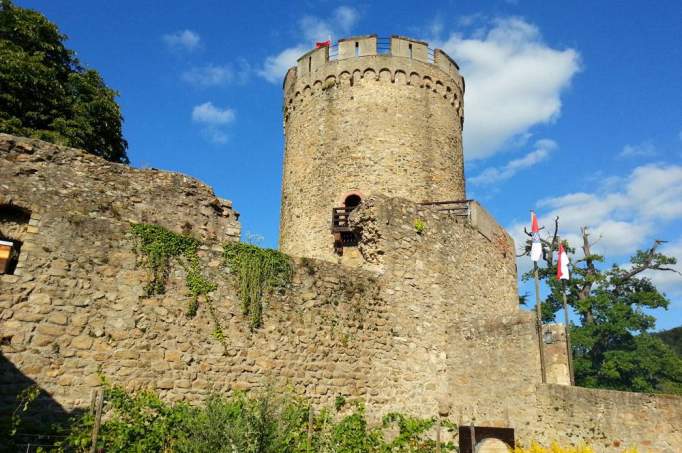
[
  {"x1": 530, "y1": 211, "x2": 542, "y2": 262},
  {"x1": 556, "y1": 243, "x2": 570, "y2": 280}
]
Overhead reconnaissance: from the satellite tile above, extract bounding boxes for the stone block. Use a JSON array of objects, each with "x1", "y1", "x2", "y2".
[
  {"x1": 71, "y1": 335, "x2": 93, "y2": 350},
  {"x1": 36, "y1": 323, "x2": 66, "y2": 337}
]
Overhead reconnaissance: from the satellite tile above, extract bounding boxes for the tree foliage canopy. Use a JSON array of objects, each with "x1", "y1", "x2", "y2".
[
  {"x1": 0, "y1": 0, "x2": 128, "y2": 163},
  {"x1": 655, "y1": 326, "x2": 682, "y2": 357},
  {"x1": 523, "y1": 223, "x2": 682, "y2": 395}
]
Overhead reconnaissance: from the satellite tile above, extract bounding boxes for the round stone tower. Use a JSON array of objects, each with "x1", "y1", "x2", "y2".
[{"x1": 279, "y1": 35, "x2": 465, "y2": 262}]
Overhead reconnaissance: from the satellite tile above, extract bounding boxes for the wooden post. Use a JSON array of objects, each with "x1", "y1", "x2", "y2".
[
  {"x1": 561, "y1": 281, "x2": 575, "y2": 385},
  {"x1": 90, "y1": 389, "x2": 104, "y2": 453},
  {"x1": 307, "y1": 405, "x2": 314, "y2": 452},
  {"x1": 534, "y1": 262, "x2": 547, "y2": 384},
  {"x1": 89, "y1": 389, "x2": 97, "y2": 415},
  {"x1": 469, "y1": 424, "x2": 476, "y2": 452}
]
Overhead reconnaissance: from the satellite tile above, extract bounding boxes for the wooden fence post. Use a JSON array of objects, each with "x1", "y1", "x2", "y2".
[
  {"x1": 90, "y1": 389, "x2": 104, "y2": 453},
  {"x1": 307, "y1": 405, "x2": 314, "y2": 452}
]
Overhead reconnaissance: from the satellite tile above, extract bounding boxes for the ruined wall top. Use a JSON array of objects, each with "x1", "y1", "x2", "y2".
[{"x1": 0, "y1": 134, "x2": 241, "y2": 247}]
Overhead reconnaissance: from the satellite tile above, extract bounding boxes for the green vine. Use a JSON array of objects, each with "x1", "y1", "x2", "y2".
[
  {"x1": 131, "y1": 224, "x2": 227, "y2": 351},
  {"x1": 223, "y1": 243, "x2": 292, "y2": 330},
  {"x1": 130, "y1": 223, "x2": 199, "y2": 296}
]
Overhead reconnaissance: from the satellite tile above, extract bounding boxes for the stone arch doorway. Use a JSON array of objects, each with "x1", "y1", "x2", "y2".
[
  {"x1": 332, "y1": 191, "x2": 364, "y2": 255},
  {"x1": 0, "y1": 204, "x2": 31, "y2": 275}
]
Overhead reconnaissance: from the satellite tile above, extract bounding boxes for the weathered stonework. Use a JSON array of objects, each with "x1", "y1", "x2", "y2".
[
  {"x1": 2, "y1": 33, "x2": 681, "y2": 453},
  {"x1": 279, "y1": 36, "x2": 466, "y2": 262}
]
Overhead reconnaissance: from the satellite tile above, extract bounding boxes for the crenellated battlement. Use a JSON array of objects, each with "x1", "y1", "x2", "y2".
[
  {"x1": 285, "y1": 35, "x2": 463, "y2": 90},
  {"x1": 280, "y1": 34, "x2": 467, "y2": 264}
]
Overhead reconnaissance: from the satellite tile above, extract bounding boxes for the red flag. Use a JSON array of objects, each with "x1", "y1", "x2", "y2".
[
  {"x1": 530, "y1": 211, "x2": 542, "y2": 262},
  {"x1": 316, "y1": 40, "x2": 331, "y2": 48},
  {"x1": 557, "y1": 243, "x2": 570, "y2": 280}
]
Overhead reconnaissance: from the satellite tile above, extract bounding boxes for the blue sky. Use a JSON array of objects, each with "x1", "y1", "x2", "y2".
[{"x1": 17, "y1": 1, "x2": 682, "y2": 329}]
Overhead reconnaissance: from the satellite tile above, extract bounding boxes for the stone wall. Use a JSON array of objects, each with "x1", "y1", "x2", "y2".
[
  {"x1": 347, "y1": 195, "x2": 545, "y2": 420},
  {"x1": 533, "y1": 385, "x2": 682, "y2": 452},
  {"x1": 2, "y1": 136, "x2": 681, "y2": 451},
  {"x1": 279, "y1": 36, "x2": 466, "y2": 263}
]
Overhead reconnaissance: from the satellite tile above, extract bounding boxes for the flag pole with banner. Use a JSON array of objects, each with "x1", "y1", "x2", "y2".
[
  {"x1": 530, "y1": 211, "x2": 547, "y2": 384},
  {"x1": 556, "y1": 237, "x2": 575, "y2": 385}
]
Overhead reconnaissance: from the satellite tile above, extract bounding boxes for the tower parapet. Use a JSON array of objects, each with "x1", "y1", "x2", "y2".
[{"x1": 280, "y1": 35, "x2": 466, "y2": 262}]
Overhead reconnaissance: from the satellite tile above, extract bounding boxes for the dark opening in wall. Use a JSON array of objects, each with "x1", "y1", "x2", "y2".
[
  {"x1": 332, "y1": 194, "x2": 363, "y2": 254},
  {"x1": 0, "y1": 204, "x2": 31, "y2": 275},
  {"x1": 344, "y1": 194, "x2": 362, "y2": 209}
]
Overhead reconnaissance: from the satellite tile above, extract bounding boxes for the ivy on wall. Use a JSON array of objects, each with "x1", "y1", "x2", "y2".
[
  {"x1": 131, "y1": 224, "x2": 293, "y2": 345},
  {"x1": 130, "y1": 224, "x2": 225, "y2": 348},
  {"x1": 223, "y1": 243, "x2": 292, "y2": 330}
]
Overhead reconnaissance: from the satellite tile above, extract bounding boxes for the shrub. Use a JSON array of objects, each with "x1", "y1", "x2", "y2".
[
  {"x1": 512, "y1": 442, "x2": 639, "y2": 453},
  {"x1": 57, "y1": 383, "x2": 454, "y2": 453},
  {"x1": 414, "y1": 218, "x2": 426, "y2": 234}
]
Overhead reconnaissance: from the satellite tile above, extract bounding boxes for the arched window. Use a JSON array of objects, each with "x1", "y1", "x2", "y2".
[
  {"x1": 344, "y1": 194, "x2": 362, "y2": 209},
  {"x1": 0, "y1": 204, "x2": 31, "y2": 275},
  {"x1": 331, "y1": 193, "x2": 364, "y2": 254}
]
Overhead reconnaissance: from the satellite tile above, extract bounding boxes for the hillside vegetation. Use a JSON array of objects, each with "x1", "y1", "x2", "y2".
[{"x1": 655, "y1": 326, "x2": 682, "y2": 357}]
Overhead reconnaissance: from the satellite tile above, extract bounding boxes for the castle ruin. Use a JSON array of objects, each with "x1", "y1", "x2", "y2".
[{"x1": 0, "y1": 35, "x2": 680, "y2": 452}]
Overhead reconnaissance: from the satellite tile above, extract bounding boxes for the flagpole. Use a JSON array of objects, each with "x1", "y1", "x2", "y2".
[
  {"x1": 561, "y1": 279, "x2": 575, "y2": 385},
  {"x1": 533, "y1": 261, "x2": 547, "y2": 384}
]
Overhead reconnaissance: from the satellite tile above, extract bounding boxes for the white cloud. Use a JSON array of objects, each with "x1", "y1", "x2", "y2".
[
  {"x1": 334, "y1": 6, "x2": 359, "y2": 31},
  {"x1": 258, "y1": 6, "x2": 359, "y2": 83},
  {"x1": 202, "y1": 128, "x2": 229, "y2": 145},
  {"x1": 191, "y1": 102, "x2": 235, "y2": 145},
  {"x1": 191, "y1": 102, "x2": 235, "y2": 125},
  {"x1": 508, "y1": 163, "x2": 682, "y2": 261},
  {"x1": 182, "y1": 62, "x2": 250, "y2": 87},
  {"x1": 619, "y1": 141, "x2": 656, "y2": 159},
  {"x1": 470, "y1": 138, "x2": 556, "y2": 185},
  {"x1": 259, "y1": 46, "x2": 308, "y2": 83},
  {"x1": 163, "y1": 30, "x2": 201, "y2": 52},
  {"x1": 435, "y1": 17, "x2": 580, "y2": 160}
]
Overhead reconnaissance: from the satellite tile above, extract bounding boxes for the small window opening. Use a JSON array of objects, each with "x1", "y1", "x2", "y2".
[
  {"x1": 408, "y1": 43, "x2": 413, "y2": 59},
  {"x1": 308, "y1": 56, "x2": 311, "y2": 72},
  {"x1": 344, "y1": 194, "x2": 362, "y2": 209},
  {"x1": 0, "y1": 204, "x2": 31, "y2": 275},
  {"x1": 354, "y1": 42, "x2": 359, "y2": 57}
]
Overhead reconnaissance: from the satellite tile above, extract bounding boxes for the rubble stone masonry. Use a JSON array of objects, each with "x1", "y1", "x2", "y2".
[
  {"x1": 279, "y1": 36, "x2": 466, "y2": 262},
  {"x1": 1, "y1": 135, "x2": 680, "y2": 450}
]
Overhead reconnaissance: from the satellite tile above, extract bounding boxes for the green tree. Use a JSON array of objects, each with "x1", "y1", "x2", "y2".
[
  {"x1": 523, "y1": 223, "x2": 682, "y2": 394},
  {"x1": 655, "y1": 325, "x2": 682, "y2": 357},
  {"x1": 0, "y1": 0, "x2": 128, "y2": 163}
]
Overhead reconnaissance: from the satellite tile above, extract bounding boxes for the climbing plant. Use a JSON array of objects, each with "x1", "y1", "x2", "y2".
[
  {"x1": 130, "y1": 224, "x2": 226, "y2": 348},
  {"x1": 130, "y1": 223, "x2": 199, "y2": 296},
  {"x1": 223, "y1": 243, "x2": 292, "y2": 330}
]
